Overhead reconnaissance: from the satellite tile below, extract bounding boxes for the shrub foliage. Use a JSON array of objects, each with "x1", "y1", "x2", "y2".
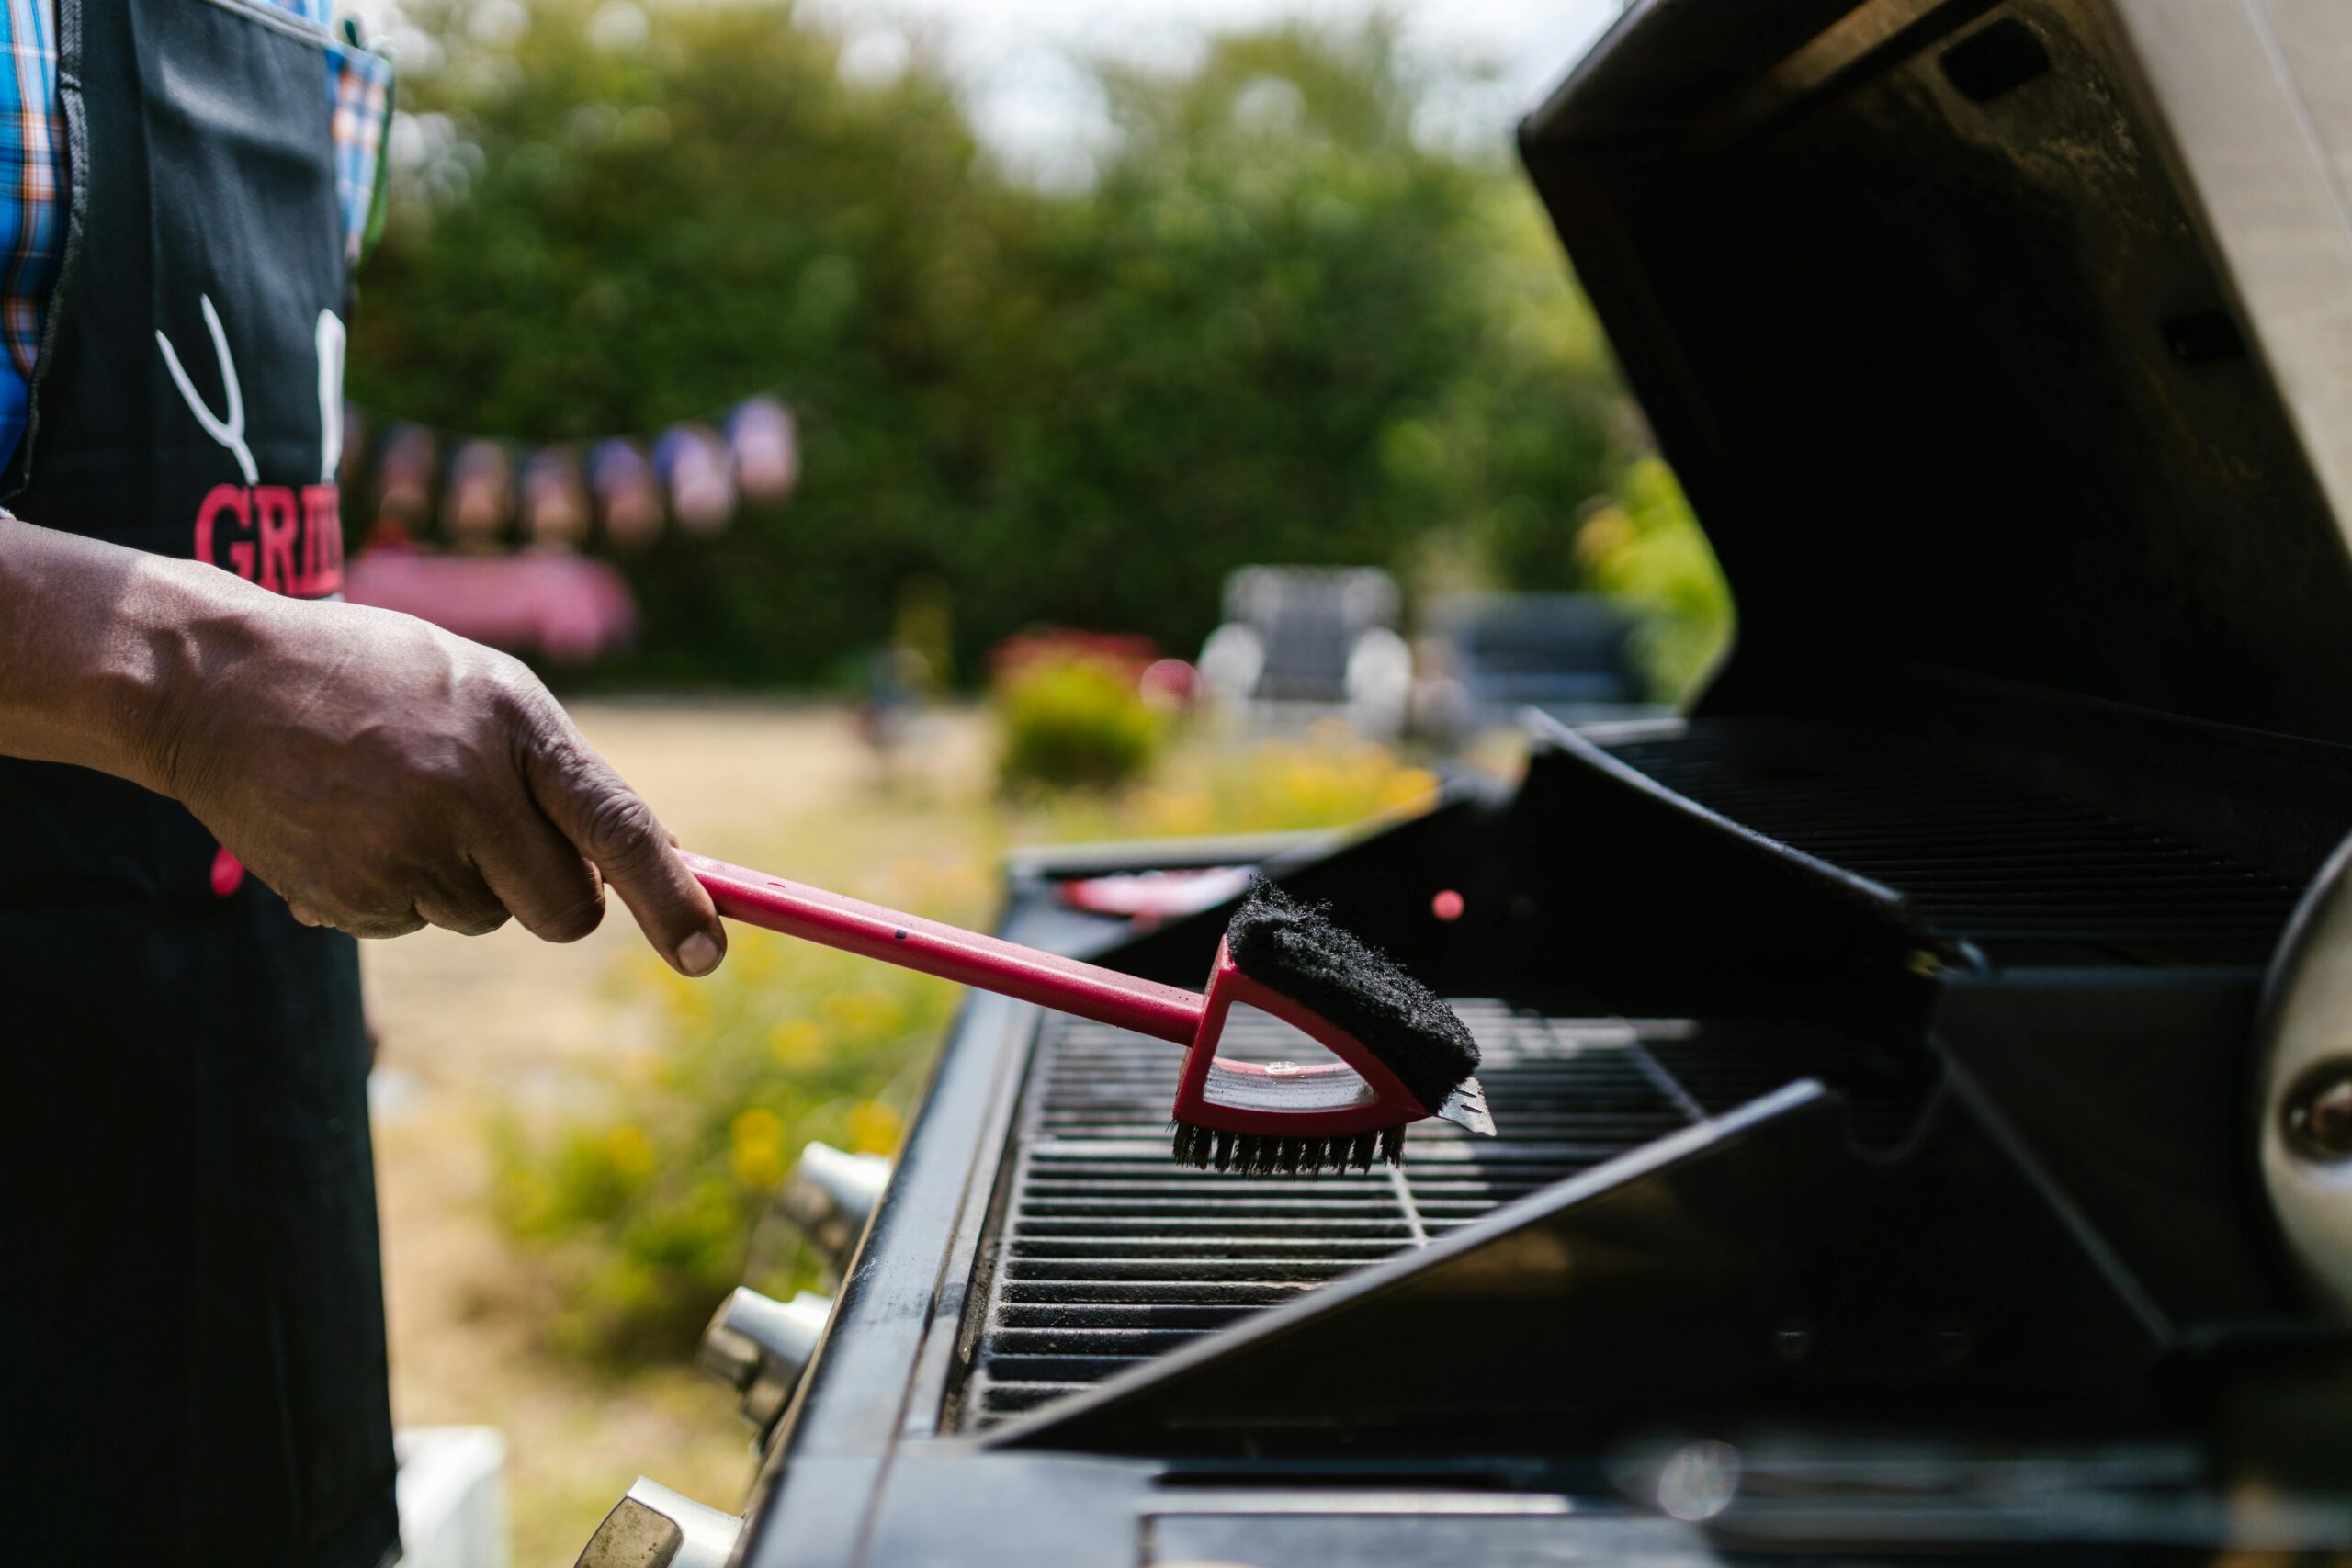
[
  {"x1": 995, "y1": 656, "x2": 1163, "y2": 791},
  {"x1": 351, "y1": 2, "x2": 1650, "y2": 683}
]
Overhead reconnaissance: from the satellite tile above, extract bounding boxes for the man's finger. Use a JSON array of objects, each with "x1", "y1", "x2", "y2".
[
  {"x1": 406, "y1": 857, "x2": 512, "y2": 937},
  {"x1": 413, "y1": 897, "x2": 512, "y2": 939},
  {"x1": 472, "y1": 815, "x2": 607, "y2": 944},
  {"x1": 525, "y1": 740, "x2": 725, "y2": 976},
  {"x1": 338, "y1": 906, "x2": 430, "y2": 940}
]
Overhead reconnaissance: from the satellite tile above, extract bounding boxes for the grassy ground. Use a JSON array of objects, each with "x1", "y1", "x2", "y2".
[{"x1": 367, "y1": 698, "x2": 1477, "y2": 1565}]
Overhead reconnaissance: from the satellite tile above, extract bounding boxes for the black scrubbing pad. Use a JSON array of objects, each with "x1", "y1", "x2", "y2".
[{"x1": 1223, "y1": 879, "x2": 1479, "y2": 1113}]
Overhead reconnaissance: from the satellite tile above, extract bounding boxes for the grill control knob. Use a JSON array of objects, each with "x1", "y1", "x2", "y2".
[
  {"x1": 776, "y1": 1142, "x2": 890, "y2": 1264},
  {"x1": 2260, "y1": 835, "x2": 2352, "y2": 1312},
  {"x1": 573, "y1": 1477, "x2": 741, "y2": 1568},
  {"x1": 698, "y1": 1286, "x2": 832, "y2": 1430}
]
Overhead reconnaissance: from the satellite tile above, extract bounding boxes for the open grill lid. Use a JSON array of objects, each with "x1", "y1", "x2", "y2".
[{"x1": 1521, "y1": 0, "x2": 2352, "y2": 749}]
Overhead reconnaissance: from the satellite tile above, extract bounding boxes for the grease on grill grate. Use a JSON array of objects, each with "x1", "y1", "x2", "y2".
[
  {"x1": 954, "y1": 1003, "x2": 1929, "y2": 1429},
  {"x1": 1601, "y1": 724, "x2": 2303, "y2": 964}
]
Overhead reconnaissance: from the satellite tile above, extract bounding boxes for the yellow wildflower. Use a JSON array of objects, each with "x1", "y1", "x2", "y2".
[
  {"x1": 820, "y1": 989, "x2": 902, "y2": 1037},
  {"x1": 845, "y1": 1100, "x2": 903, "y2": 1155},
  {"x1": 768, "y1": 1018, "x2": 828, "y2": 1070},
  {"x1": 603, "y1": 1123, "x2": 655, "y2": 1179},
  {"x1": 730, "y1": 1141, "x2": 786, "y2": 1190},
  {"x1": 730, "y1": 1107, "x2": 783, "y2": 1151}
]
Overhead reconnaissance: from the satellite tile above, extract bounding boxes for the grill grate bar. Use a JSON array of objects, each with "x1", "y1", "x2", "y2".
[
  {"x1": 1000, "y1": 1280, "x2": 1323, "y2": 1305},
  {"x1": 961, "y1": 1381, "x2": 1094, "y2": 1416},
  {"x1": 997, "y1": 1303, "x2": 1255, "y2": 1328},
  {"x1": 956, "y1": 998, "x2": 1933, "y2": 1429},
  {"x1": 983, "y1": 1328, "x2": 1218, "y2": 1357},
  {"x1": 1008, "y1": 1256, "x2": 1412, "y2": 1277}
]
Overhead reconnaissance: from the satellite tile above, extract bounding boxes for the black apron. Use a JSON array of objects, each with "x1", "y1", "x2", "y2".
[{"x1": 0, "y1": 0, "x2": 397, "y2": 1560}]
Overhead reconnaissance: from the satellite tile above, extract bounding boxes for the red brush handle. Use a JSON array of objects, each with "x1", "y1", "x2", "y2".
[{"x1": 684, "y1": 852, "x2": 1205, "y2": 1046}]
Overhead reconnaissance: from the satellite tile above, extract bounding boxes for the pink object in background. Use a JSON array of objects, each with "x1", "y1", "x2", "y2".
[
  {"x1": 446, "y1": 440, "x2": 514, "y2": 549},
  {"x1": 345, "y1": 550, "x2": 639, "y2": 663},
  {"x1": 589, "y1": 440, "x2": 662, "y2": 553},
  {"x1": 654, "y1": 425, "x2": 735, "y2": 536},
  {"x1": 989, "y1": 627, "x2": 1161, "y2": 687},
  {"x1": 209, "y1": 845, "x2": 245, "y2": 898},
  {"x1": 727, "y1": 397, "x2": 799, "y2": 505},
  {"x1": 1139, "y1": 657, "x2": 1200, "y2": 710},
  {"x1": 521, "y1": 446, "x2": 591, "y2": 550},
  {"x1": 372, "y1": 424, "x2": 436, "y2": 535},
  {"x1": 1059, "y1": 866, "x2": 1253, "y2": 922}
]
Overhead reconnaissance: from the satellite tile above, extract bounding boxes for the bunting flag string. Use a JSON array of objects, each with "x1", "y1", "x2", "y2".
[
  {"x1": 336, "y1": 394, "x2": 801, "y2": 662},
  {"x1": 344, "y1": 391, "x2": 801, "y2": 558}
]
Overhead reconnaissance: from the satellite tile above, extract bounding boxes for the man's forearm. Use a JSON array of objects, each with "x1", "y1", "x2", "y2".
[
  {"x1": 0, "y1": 517, "x2": 727, "y2": 970},
  {"x1": 0, "y1": 515, "x2": 255, "y2": 791}
]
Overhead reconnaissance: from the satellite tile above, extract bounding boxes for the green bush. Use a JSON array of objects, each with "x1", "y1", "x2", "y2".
[{"x1": 996, "y1": 656, "x2": 1163, "y2": 792}]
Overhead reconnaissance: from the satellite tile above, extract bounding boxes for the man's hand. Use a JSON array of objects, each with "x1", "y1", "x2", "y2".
[
  {"x1": 160, "y1": 594, "x2": 728, "y2": 971},
  {"x1": 0, "y1": 519, "x2": 726, "y2": 975}
]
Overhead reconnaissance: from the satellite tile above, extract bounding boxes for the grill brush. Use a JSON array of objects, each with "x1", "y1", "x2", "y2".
[{"x1": 684, "y1": 856, "x2": 1493, "y2": 1173}]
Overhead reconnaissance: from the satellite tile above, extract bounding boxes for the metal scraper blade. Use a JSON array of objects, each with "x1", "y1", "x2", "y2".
[{"x1": 1432, "y1": 1076, "x2": 1495, "y2": 1136}]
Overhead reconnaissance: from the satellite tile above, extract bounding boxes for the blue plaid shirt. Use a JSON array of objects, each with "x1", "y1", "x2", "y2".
[{"x1": 0, "y1": 0, "x2": 390, "y2": 468}]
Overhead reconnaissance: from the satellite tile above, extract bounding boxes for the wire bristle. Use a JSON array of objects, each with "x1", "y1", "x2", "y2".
[{"x1": 1170, "y1": 1121, "x2": 1408, "y2": 1175}]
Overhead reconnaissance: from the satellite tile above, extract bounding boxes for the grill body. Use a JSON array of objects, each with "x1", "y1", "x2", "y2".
[
  {"x1": 715, "y1": 0, "x2": 2352, "y2": 1558},
  {"x1": 734, "y1": 721, "x2": 2346, "y2": 1565}
]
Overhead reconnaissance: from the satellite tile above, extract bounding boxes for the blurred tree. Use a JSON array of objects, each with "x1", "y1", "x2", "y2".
[
  {"x1": 1393, "y1": 180, "x2": 1647, "y2": 591},
  {"x1": 1575, "y1": 457, "x2": 1736, "y2": 701},
  {"x1": 350, "y1": 0, "x2": 1656, "y2": 683}
]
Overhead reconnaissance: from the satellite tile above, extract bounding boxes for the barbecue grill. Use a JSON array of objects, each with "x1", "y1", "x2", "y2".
[{"x1": 573, "y1": 1, "x2": 2352, "y2": 1562}]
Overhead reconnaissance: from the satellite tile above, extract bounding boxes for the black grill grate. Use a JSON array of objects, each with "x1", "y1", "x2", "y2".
[
  {"x1": 1600, "y1": 724, "x2": 2305, "y2": 964},
  {"x1": 953, "y1": 1002, "x2": 1931, "y2": 1429}
]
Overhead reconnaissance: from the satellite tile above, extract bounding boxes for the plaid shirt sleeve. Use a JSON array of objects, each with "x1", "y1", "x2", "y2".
[
  {"x1": 0, "y1": 0, "x2": 390, "y2": 469},
  {"x1": 0, "y1": 0, "x2": 64, "y2": 472},
  {"x1": 270, "y1": 0, "x2": 395, "y2": 265},
  {"x1": 326, "y1": 23, "x2": 392, "y2": 264}
]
